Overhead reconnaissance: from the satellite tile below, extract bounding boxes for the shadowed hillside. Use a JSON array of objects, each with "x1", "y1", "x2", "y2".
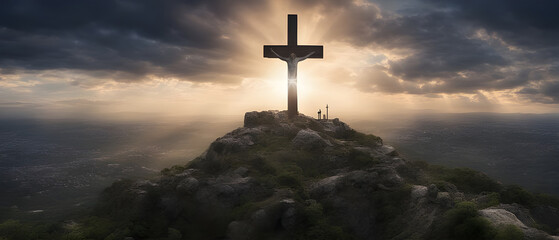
[{"x1": 1, "y1": 111, "x2": 559, "y2": 240}]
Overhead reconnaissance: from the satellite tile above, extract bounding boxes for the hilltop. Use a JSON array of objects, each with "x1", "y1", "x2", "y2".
[{"x1": 2, "y1": 111, "x2": 559, "y2": 240}]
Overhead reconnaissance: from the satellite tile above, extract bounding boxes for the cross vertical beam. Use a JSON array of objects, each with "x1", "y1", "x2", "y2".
[
  {"x1": 288, "y1": 14, "x2": 297, "y2": 46},
  {"x1": 263, "y1": 15, "x2": 323, "y2": 118}
]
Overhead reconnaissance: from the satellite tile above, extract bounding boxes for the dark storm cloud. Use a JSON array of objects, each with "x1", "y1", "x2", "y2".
[
  {"x1": 382, "y1": 13, "x2": 508, "y2": 80},
  {"x1": 425, "y1": 0, "x2": 559, "y2": 51},
  {"x1": 419, "y1": 0, "x2": 559, "y2": 102},
  {"x1": 320, "y1": 3, "x2": 514, "y2": 93},
  {"x1": 2, "y1": 0, "x2": 559, "y2": 103},
  {"x1": 318, "y1": 0, "x2": 559, "y2": 102},
  {"x1": 0, "y1": 0, "x2": 267, "y2": 82}
]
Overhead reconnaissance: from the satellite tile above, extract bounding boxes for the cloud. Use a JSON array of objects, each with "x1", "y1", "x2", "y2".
[
  {"x1": 0, "y1": 0, "x2": 268, "y2": 83},
  {"x1": 315, "y1": 0, "x2": 559, "y2": 103},
  {"x1": 426, "y1": 0, "x2": 559, "y2": 53},
  {"x1": 1, "y1": 0, "x2": 559, "y2": 104}
]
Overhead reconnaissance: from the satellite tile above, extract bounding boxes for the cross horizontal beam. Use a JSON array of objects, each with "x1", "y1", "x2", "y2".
[{"x1": 263, "y1": 45, "x2": 323, "y2": 58}]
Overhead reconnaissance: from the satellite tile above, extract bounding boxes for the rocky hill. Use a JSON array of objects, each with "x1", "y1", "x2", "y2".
[{"x1": 12, "y1": 110, "x2": 559, "y2": 240}]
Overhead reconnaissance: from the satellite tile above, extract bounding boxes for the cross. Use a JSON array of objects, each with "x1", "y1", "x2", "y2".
[{"x1": 264, "y1": 14, "x2": 323, "y2": 118}]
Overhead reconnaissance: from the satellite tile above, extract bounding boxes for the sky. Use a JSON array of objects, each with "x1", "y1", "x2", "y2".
[{"x1": 1, "y1": 0, "x2": 559, "y2": 120}]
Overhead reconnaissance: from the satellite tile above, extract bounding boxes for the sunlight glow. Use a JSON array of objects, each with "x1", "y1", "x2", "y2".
[{"x1": 2, "y1": 2, "x2": 559, "y2": 121}]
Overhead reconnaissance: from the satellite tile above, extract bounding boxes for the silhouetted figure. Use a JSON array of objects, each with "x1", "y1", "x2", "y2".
[
  {"x1": 263, "y1": 14, "x2": 324, "y2": 118},
  {"x1": 318, "y1": 109, "x2": 322, "y2": 120}
]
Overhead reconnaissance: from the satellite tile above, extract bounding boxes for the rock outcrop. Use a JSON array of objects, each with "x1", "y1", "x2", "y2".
[{"x1": 95, "y1": 111, "x2": 559, "y2": 240}]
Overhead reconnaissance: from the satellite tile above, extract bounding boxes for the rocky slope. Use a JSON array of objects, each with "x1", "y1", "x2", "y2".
[{"x1": 93, "y1": 111, "x2": 559, "y2": 240}]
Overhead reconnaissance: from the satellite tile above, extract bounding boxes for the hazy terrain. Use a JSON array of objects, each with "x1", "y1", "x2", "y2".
[
  {"x1": 1, "y1": 112, "x2": 558, "y2": 221},
  {"x1": 351, "y1": 113, "x2": 559, "y2": 196},
  {"x1": 0, "y1": 117, "x2": 240, "y2": 220}
]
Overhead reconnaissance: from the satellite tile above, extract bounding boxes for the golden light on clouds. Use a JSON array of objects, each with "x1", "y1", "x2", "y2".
[{"x1": 1, "y1": 0, "x2": 559, "y2": 120}]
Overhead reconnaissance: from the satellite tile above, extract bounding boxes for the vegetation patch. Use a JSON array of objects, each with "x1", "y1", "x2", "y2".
[
  {"x1": 494, "y1": 224, "x2": 524, "y2": 240},
  {"x1": 427, "y1": 202, "x2": 495, "y2": 240},
  {"x1": 347, "y1": 148, "x2": 378, "y2": 169},
  {"x1": 408, "y1": 160, "x2": 501, "y2": 194},
  {"x1": 374, "y1": 185, "x2": 413, "y2": 238},
  {"x1": 345, "y1": 130, "x2": 383, "y2": 146},
  {"x1": 294, "y1": 201, "x2": 353, "y2": 240}
]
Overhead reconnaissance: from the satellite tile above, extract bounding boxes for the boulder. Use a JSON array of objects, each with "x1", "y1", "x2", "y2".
[
  {"x1": 478, "y1": 208, "x2": 557, "y2": 239},
  {"x1": 380, "y1": 145, "x2": 397, "y2": 156},
  {"x1": 281, "y1": 206, "x2": 297, "y2": 231},
  {"x1": 436, "y1": 192, "x2": 453, "y2": 208},
  {"x1": 480, "y1": 208, "x2": 527, "y2": 229},
  {"x1": 310, "y1": 175, "x2": 343, "y2": 196},
  {"x1": 331, "y1": 118, "x2": 354, "y2": 138},
  {"x1": 234, "y1": 167, "x2": 249, "y2": 177},
  {"x1": 227, "y1": 221, "x2": 251, "y2": 240},
  {"x1": 531, "y1": 205, "x2": 559, "y2": 231},
  {"x1": 247, "y1": 198, "x2": 298, "y2": 234},
  {"x1": 292, "y1": 129, "x2": 331, "y2": 150},
  {"x1": 494, "y1": 203, "x2": 537, "y2": 227},
  {"x1": 376, "y1": 167, "x2": 403, "y2": 188},
  {"x1": 427, "y1": 184, "x2": 439, "y2": 201},
  {"x1": 176, "y1": 177, "x2": 199, "y2": 194},
  {"x1": 194, "y1": 176, "x2": 256, "y2": 208},
  {"x1": 344, "y1": 170, "x2": 378, "y2": 190},
  {"x1": 411, "y1": 185, "x2": 428, "y2": 201},
  {"x1": 244, "y1": 111, "x2": 278, "y2": 127},
  {"x1": 210, "y1": 135, "x2": 254, "y2": 155}
]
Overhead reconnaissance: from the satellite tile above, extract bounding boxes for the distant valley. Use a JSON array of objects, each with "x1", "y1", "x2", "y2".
[
  {"x1": 1, "y1": 113, "x2": 558, "y2": 221},
  {"x1": 352, "y1": 113, "x2": 559, "y2": 196}
]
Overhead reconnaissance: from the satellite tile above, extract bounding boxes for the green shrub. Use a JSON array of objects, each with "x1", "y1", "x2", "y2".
[
  {"x1": 78, "y1": 216, "x2": 120, "y2": 239},
  {"x1": 277, "y1": 173, "x2": 302, "y2": 189},
  {"x1": 304, "y1": 223, "x2": 347, "y2": 240},
  {"x1": 452, "y1": 216, "x2": 495, "y2": 240},
  {"x1": 347, "y1": 131, "x2": 383, "y2": 146},
  {"x1": 533, "y1": 193, "x2": 559, "y2": 209},
  {"x1": 0, "y1": 220, "x2": 35, "y2": 240},
  {"x1": 249, "y1": 156, "x2": 276, "y2": 175},
  {"x1": 429, "y1": 202, "x2": 497, "y2": 240},
  {"x1": 270, "y1": 150, "x2": 323, "y2": 177},
  {"x1": 252, "y1": 134, "x2": 291, "y2": 152},
  {"x1": 161, "y1": 165, "x2": 187, "y2": 175},
  {"x1": 168, "y1": 227, "x2": 182, "y2": 240},
  {"x1": 494, "y1": 224, "x2": 524, "y2": 240},
  {"x1": 373, "y1": 185, "x2": 412, "y2": 238},
  {"x1": 296, "y1": 156, "x2": 324, "y2": 177},
  {"x1": 500, "y1": 185, "x2": 535, "y2": 207},
  {"x1": 445, "y1": 168, "x2": 502, "y2": 193},
  {"x1": 295, "y1": 201, "x2": 352, "y2": 240},
  {"x1": 477, "y1": 192, "x2": 501, "y2": 209},
  {"x1": 104, "y1": 227, "x2": 132, "y2": 240},
  {"x1": 425, "y1": 165, "x2": 502, "y2": 194},
  {"x1": 347, "y1": 149, "x2": 377, "y2": 169},
  {"x1": 446, "y1": 202, "x2": 478, "y2": 220},
  {"x1": 396, "y1": 162, "x2": 425, "y2": 184}
]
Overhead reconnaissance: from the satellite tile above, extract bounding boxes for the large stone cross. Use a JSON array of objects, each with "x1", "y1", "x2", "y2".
[{"x1": 264, "y1": 14, "x2": 323, "y2": 118}]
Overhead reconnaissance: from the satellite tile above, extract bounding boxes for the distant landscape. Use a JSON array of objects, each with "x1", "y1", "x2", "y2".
[
  {"x1": 352, "y1": 113, "x2": 559, "y2": 196},
  {"x1": 0, "y1": 117, "x2": 239, "y2": 221},
  {"x1": 1, "y1": 112, "x2": 558, "y2": 221}
]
